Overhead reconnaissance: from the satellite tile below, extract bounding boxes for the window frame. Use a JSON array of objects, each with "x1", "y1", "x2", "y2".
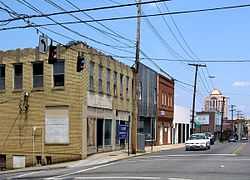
[
  {"x1": 120, "y1": 74, "x2": 123, "y2": 98},
  {"x1": 98, "y1": 65, "x2": 103, "y2": 93},
  {"x1": 13, "y1": 63, "x2": 23, "y2": 90},
  {"x1": 0, "y1": 64, "x2": 5, "y2": 90},
  {"x1": 32, "y1": 61, "x2": 44, "y2": 89},
  {"x1": 89, "y1": 61, "x2": 95, "y2": 91},
  {"x1": 53, "y1": 60, "x2": 65, "y2": 88},
  {"x1": 113, "y1": 71, "x2": 117, "y2": 97},
  {"x1": 106, "y1": 68, "x2": 111, "y2": 95}
]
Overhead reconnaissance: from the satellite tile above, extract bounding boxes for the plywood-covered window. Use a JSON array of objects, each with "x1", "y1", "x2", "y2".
[{"x1": 45, "y1": 108, "x2": 69, "y2": 144}]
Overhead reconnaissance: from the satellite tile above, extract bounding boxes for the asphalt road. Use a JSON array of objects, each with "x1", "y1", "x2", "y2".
[{"x1": 2, "y1": 141, "x2": 250, "y2": 180}]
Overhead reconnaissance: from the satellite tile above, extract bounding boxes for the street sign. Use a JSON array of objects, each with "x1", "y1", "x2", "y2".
[
  {"x1": 38, "y1": 35, "x2": 48, "y2": 54},
  {"x1": 119, "y1": 124, "x2": 128, "y2": 140}
]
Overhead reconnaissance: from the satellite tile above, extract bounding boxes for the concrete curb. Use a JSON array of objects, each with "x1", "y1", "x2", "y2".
[{"x1": 0, "y1": 145, "x2": 184, "y2": 175}]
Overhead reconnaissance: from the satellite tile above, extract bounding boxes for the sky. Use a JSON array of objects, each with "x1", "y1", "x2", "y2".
[{"x1": 1, "y1": 0, "x2": 250, "y2": 118}]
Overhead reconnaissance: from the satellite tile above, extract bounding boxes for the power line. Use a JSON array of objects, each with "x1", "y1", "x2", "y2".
[
  {"x1": 1, "y1": 3, "x2": 250, "y2": 26},
  {"x1": 15, "y1": 0, "x2": 133, "y2": 52},
  {"x1": 0, "y1": 0, "x2": 171, "y2": 23},
  {"x1": 43, "y1": 0, "x2": 134, "y2": 49}
]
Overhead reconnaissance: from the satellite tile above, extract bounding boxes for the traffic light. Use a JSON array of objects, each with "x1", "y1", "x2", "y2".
[
  {"x1": 48, "y1": 40, "x2": 57, "y2": 64},
  {"x1": 77, "y1": 55, "x2": 85, "y2": 72}
]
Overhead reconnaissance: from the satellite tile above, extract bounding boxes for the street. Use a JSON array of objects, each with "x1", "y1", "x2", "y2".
[{"x1": 2, "y1": 141, "x2": 250, "y2": 180}]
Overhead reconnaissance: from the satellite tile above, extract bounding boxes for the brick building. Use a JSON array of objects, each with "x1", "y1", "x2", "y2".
[
  {"x1": 0, "y1": 42, "x2": 133, "y2": 169},
  {"x1": 156, "y1": 74, "x2": 174, "y2": 145}
]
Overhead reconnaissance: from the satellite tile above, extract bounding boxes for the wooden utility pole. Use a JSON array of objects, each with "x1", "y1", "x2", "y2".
[
  {"x1": 220, "y1": 97, "x2": 226, "y2": 141},
  {"x1": 131, "y1": 0, "x2": 141, "y2": 154},
  {"x1": 188, "y1": 64, "x2": 206, "y2": 135}
]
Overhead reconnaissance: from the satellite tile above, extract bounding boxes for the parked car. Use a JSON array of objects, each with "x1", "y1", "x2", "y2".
[
  {"x1": 241, "y1": 136, "x2": 248, "y2": 141},
  {"x1": 185, "y1": 133, "x2": 211, "y2": 151},
  {"x1": 204, "y1": 132, "x2": 215, "y2": 145},
  {"x1": 228, "y1": 135, "x2": 237, "y2": 142}
]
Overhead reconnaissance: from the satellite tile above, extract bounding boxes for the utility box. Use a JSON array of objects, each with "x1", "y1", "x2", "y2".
[
  {"x1": 13, "y1": 156, "x2": 25, "y2": 169},
  {"x1": 137, "y1": 133, "x2": 145, "y2": 152}
]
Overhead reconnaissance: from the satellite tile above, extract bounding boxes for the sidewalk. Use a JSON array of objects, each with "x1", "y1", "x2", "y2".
[{"x1": 0, "y1": 143, "x2": 184, "y2": 175}]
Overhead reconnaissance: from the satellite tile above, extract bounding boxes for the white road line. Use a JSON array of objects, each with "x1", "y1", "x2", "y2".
[
  {"x1": 11, "y1": 171, "x2": 44, "y2": 179},
  {"x1": 74, "y1": 177, "x2": 160, "y2": 179},
  {"x1": 167, "y1": 154, "x2": 236, "y2": 157},
  {"x1": 168, "y1": 178, "x2": 192, "y2": 180},
  {"x1": 45, "y1": 162, "x2": 117, "y2": 180}
]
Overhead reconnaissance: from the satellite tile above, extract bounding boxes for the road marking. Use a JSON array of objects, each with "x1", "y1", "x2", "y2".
[
  {"x1": 233, "y1": 143, "x2": 246, "y2": 155},
  {"x1": 220, "y1": 164, "x2": 225, "y2": 168},
  {"x1": 168, "y1": 178, "x2": 192, "y2": 180},
  {"x1": 74, "y1": 177, "x2": 160, "y2": 179},
  {"x1": 11, "y1": 171, "x2": 45, "y2": 179},
  {"x1": 167, "y1": 154, "x2": 236, "y2": 157},
  {"x1": 45, "y1": 162, "x2": 117, "y2": 179}
]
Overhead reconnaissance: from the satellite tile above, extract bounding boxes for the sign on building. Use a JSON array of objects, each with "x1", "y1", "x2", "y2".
[
  {"x1": 119, "y1": 124, "x2": 128, "y2": 140},
  {"x1": 196, "y1": 114, "x2": 209, "y2": 125}
]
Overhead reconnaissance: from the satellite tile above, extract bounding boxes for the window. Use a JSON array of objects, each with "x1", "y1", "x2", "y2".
[
  {"x1": 162, "y1": 93, "x2": 164, "y2": 105},
  {"x1": 98, "y1": 65, "x2": 103, "y2": 93},
  {"x1": 0, "y1": 65, "x2": 5, "y2": 90},
  {"x1": 104, "y1": 119, "x2": 112, "y2": 145},
  {"x1": 33, "y1": 62, "x2": 43, "y2": 88},
  {"x1": 53, "y1": 60, "x2": 64, "y2": 87},
  {"x1": 89, "y1": 61, "x2": 94, "y2": 91},
  {"x1": 153, "y1": 88, "x2": 157, "y2": 104},
  {"x1": 115, "y1": 120, "x2": 120, "y2": 145},
  {"x1": 120, "y1": 74, "x2": 123, "y2": 97},
  {"x1": 170, "y1": 95, "x2": 173, "y2": 107},
  {"x1": 45, "y1": 108, "x2": 69, "y2": 144},
  {"x1": 106, "y1": 68, "x2": 111, "y2": 95},
  {"x1": 138, "y1": 82, "x2": 142, "y2": 100},
  {"x1": 13, "y1": 64, "x2": 23, "y2": 89},
  {"x1": 126, "y1": 76, "x2": 129, "y2": 98},
  {"x1": 113, "y1": 72, "x2": 117, "y2": 96}
]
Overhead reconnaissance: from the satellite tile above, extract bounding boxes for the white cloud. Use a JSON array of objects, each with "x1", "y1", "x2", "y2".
[{"x1": 232, "y1": 81, "x2": 250, "y2": 87}]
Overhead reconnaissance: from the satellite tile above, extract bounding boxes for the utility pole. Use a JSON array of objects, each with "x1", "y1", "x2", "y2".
[
  {"x1": 131, "y1": 0, "x2": 141, "y2": 154},
  {"x1": 220, "y1": 97, "x2": 226, "y2": 141},
  {"x1": 188, "y1": 64, "x2": 206, "y2": 135},
  {"x1": 230, "y1": 105, "x2": 236, "y2": 121}
]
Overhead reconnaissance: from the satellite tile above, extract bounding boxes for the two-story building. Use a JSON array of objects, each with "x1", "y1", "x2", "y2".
[
  {"x1": 156, "y1": 74, "x2": 174, "y2": 145},
  {"x1": 137, "y1": 63, "x2": 157, "y2": 148},
  {"x1": 0, "y1": 41, "x2": 133, "y2": 169}
]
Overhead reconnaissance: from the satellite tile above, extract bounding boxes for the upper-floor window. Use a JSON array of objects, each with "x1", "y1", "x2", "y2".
[
  {"x1": 89, "y1": 61, "x2": 94, "y2": 91},
  {"x1": 13, "y1": 64, "x2": 23, "y2": 90},
  {"x1": 106, "y1": 68, "x2": 111, "y2": 95},
  {"x1": 0, "y1": 65, "x2": 5, "y2": 90},
  {"x1": 161, "y1": 93, "x2": 164, "y2": 105},
  {"x1": 98, "y1": 65, "x2": 103, "y2": 93},
  {"x1": 113, "y1": 71, "x2": 117, "y2": 97},
  {"x1": 126, "y1": 76, "x2": 129, "y2": 98},
  {"x1": 153, "y1": 88, "x2": 157, "y2": 105},
  {"x1": 138, "y1": 81, "x2": 142, "y2": 100},
  {"x1": 33, "y1": 62, "x2": 43, "y2": 88},
  {"x1": 53, "y1": 60, "x2": 64, "y2": 87},
  {"x1": 120, "y1": 74, "x2": 123, "y2": 98}
]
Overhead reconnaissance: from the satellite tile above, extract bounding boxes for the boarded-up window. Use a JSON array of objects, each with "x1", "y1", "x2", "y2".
[
  {"x1": 45, "y1": 108, "x2": 69, "y2": 144},
  {"x1": 53, "y1": 60, "x2": 64, "y2": 87},
  {"x1": 87, "y1": 118, "x2": 96, "y2": 146}
]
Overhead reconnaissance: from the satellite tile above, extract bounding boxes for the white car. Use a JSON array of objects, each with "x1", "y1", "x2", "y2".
[{"x1": 185, "y1": 133, "x2": 211, "y2": 151}]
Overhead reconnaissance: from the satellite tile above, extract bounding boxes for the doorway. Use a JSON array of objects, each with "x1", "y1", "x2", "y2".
[
  {"x1": 0, "y1": 155, "x2": 6, "y2": 170},
  {"x1": 97, "y1": 119, "x2": 104, "y2": 151},
  {"x1": 159, "y1": 125, "x2": 163, "y2": 145}
]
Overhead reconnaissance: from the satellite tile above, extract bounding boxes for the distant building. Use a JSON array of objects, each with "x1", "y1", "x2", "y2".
[
  {"x1": 195, "y1": 111, "x2": 221, "y2": 135},
  {"x1": 137, "y1": 63, "x2": 157, "y2": 148},
  {"x1": 156, "y1": 74, "x2": 174, "y2": 145},
  {"x1": 204, "y1": 89, "x2": 228, "y2": 119},
  {"x1": 173, "y1": 105, "x2": 191, "y2": 144}
]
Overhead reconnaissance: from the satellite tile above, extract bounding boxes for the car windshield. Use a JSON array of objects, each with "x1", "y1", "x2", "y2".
[{"x1": 190, "y1": 134, "x2": 206, "y2": 140}]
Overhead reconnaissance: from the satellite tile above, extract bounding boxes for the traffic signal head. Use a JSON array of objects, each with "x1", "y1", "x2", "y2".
[
  {"x1": 48, "y1": 40, "x2": 57, "y2": 64},
  {"x1": 77, "y1": 55, "x2": 85, "y2": 72}
]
